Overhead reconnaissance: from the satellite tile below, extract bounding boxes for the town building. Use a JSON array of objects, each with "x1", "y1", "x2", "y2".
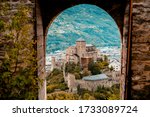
[{"x1": 109, "y1": 58, "x2": 121, "y2": 71}]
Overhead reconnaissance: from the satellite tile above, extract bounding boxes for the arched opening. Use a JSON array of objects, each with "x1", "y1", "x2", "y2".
[
  {"x1": 45, "y1": 4, "x2": 123, "y2": 100},
  {"x1": 36, "y1": 0, "x2": 130, "y2": 100}
]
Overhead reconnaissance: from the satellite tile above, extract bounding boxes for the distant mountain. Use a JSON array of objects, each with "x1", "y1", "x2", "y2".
[{"x1": 46, "y1": 4, "x2": 121, "y2": 54}]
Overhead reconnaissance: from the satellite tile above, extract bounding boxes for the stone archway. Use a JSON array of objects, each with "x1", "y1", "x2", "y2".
[
  {"x1": 1, "y1": 0, "x2": 149, "y2": 100},
  {"x1": 36, "y1": 0, "x2": 131, "y2": 99}
]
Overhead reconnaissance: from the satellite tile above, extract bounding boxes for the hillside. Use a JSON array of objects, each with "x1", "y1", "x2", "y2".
[{"x1": 46, "y1": 4, "x2": 121, "y2": 54}]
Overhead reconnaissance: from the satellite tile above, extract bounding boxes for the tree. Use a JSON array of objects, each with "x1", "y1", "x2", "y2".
[
  {"x1": 82, "y1": 93, "x2": 95, "y2": 100},
  {"x1": 46, "y1": 68, "x2": 68, "y2": 94},
  {"x1": 65, "y1": 62, "x2": 75, "y2": 73},
  {"x1": 51, "y1": 68, "x2": 62, "y2": 76},
  {"x1": 82, "y1": 68, "x2": 91, "y2": 77},
  {"x1": 65, "y1": 62, "x2": 81, "y2": 79},
  {"x1": 47, "y1": 91, "x2": 80, "y2": 100},
  {"x1": 47, "y1": 70, "x2": 64, "y2": 84},
  {"x1": 104, "y1": 55, "x2": 108, "y2": 62},
  {"x1": 74, "y1": 72, "x2": 81, "y2": 79},
  {"x1": 94, "y1": 84, "x2": 120, "y2": 100},
  {"x1": 65, "y1": 62, "x2": 80, "y2": 74},
  {"x1": 97, "y1": 58, "x2": 109, "y2": 71},
  {"x1": 74, "y1": 65, "x2": 80, "y2": 73},
  {"x1": 0, "y1": 3, "x2": 38, "y2": 99},
  {"x1": 88, "y1": 61, "x2": 101, "y2": 75}
]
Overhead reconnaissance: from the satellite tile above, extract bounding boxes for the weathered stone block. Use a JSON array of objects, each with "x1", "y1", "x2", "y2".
[
  {"x1": 144, "y1": 65, "x2": 150, "y2": 71},
  {"x1": 132, "y1": 43, "x2": 150, "y2": 52},
  {"x1": 131, "y1": 60, "x2": 145, "y2": 71},
  {"x1": 37, "y1": 24, "x2": 44, "y2": 36},
  {"x1": 132, "y1": 52, "x2": 150, "y2": 60}
]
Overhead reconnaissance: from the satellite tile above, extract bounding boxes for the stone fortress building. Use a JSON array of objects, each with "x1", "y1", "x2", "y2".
[
  {"x1": 65, "y1": 73, "x2": 118, "y2": 93},
  {"x1": 66, "y1": 39, "x2": 99, "y2": 68},
  {"x1": 64, "y1": 39, "x2": 120, "y2": 92}
]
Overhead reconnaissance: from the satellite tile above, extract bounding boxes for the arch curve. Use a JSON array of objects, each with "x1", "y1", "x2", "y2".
[{"x1": 36, "y1": 0, "x2": 130, "y2": 100}]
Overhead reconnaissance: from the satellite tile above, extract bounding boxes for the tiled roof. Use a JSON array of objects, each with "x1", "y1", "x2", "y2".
[{"x1": 82, "y1": 74, "x2": 109, "y2": 81}]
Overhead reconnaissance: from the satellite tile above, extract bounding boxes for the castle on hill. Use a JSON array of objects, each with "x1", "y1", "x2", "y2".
[{"x1": 66, "y1": 38, "x2": 100, "y2": 68}]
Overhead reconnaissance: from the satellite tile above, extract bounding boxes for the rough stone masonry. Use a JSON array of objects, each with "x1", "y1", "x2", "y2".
[{"x1": 131, "y1": 0, "x2": 150, "y2": 99}]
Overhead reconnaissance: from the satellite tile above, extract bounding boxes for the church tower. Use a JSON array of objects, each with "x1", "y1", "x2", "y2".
[{"x1": 76, "y1": 38, "x2": 86, "y2": 57}]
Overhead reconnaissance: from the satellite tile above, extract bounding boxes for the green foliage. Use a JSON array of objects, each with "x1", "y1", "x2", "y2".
[
  {"x1": 82, "y1": 68, "x2": 91, "y2": 77},
  {"x1": 65, "y1": 62, "x2": 75, "y2": 73},
  {"x1": 74, "y1": 65, "x2": 80, "y2": 73},
  {"x1": 47, "y1": 84, "x2": 58, "y2": 93},
  {"x1": 104, "y1": 55, "x2": 108, "y2": 62},
  {"x1": 94, "y1": 84, "x2": 120, "y2": 100},
  {"x1": 50, "y1": 68, "x2": 62, "y2": 76},
  {"x1": 0, "y1": 2, "x2": 10, "y2": 16},
  {"x1": 0, "y1": 19, "x2": 5, "y2": 31},
  {"x1": 88, "y1": 61, "x2": 101, "y2": 75},
  {"x1": 47, "y1": 91, "x2": 79, "y2": 100},
  {"x1": 74, "y1": 72, "x2": 81, "y2": 79},
  {"x1": 94, "y1": 93, "x2": 108, "y2": 100},
  {"x1": 65, "y1": 62, "x2": 80, "y2": 73},
  {"x1": 47, "y1": 83, "x2": 68, "y2": 94},
  {"x1": 47, "y1": 69, "x2": 64, "y2": 84},
  {"x1": 0, "y1": 3, "x2": 38, "y2": 99},
  {"x1": 109, "y1": 66, "x2": 114, "y2": 71},
  {"x1": 88, "y1": 57, "x2": 109, "y2": 75},
  {"x1": 65, "y1": 62, "x2": 82, "y2": 79},
  {"x1": 58, "y1": 83, "x2": 68, "y2": 90},
  {"x1": 46, "y1": 69, "x2": 68, "y2": 94},
  {"x1": 82, "y1": 93, "x2": 95, "y2": 100},
  {"x1": 97, "y1": 61, "x2": 109, "y2": 70},
  {"x1": 108, "y1": 84, "x2": 120, "y2": 100}
]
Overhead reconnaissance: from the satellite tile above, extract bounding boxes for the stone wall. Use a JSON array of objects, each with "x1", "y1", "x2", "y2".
[
  {"x1": 0, "y1": 0, "x2": 46, "y2": 100},
  {"x1": 76, "y1": 80, "x2": 117, "y2": 91},
  {"x1": 0, "y1": 0, "x2": 35, "y2": 60},
  {"x1": 131, "y1": 0, "x2": 150, "y2": 99},
  {"x1": 66, "y1": 74, "x2": 118, "y2": 93}
]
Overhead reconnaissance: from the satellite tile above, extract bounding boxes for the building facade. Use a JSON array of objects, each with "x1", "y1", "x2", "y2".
[{"x1": 109, "y1": 59, "x2": 121, "y2": 71}]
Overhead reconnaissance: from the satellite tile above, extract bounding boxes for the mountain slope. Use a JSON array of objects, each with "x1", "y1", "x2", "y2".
[{"x1": 46, "y1": 4, "x2": 121, "y2": 54}]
